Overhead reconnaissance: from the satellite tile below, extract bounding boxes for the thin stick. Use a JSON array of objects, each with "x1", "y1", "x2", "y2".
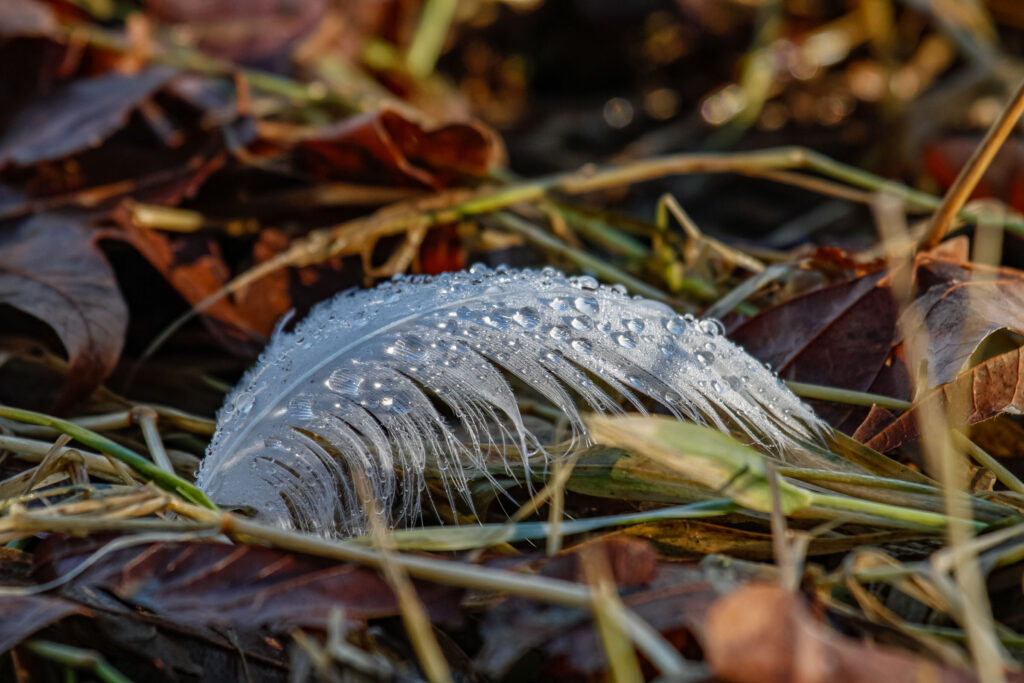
[{"x1": 918, "y1": 76, "x2": 1024, "y2": 250}]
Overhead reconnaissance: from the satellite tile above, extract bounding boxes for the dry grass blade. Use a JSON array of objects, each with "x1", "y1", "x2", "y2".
[{"x1": 918, "y1": 76, "x2": 1024, "y2": 250}]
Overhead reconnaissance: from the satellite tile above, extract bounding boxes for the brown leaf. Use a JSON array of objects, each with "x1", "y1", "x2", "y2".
[
  {"x1": 0, "y1": 67, "x2": 177, "y2": 169},
  {"x1": 0, "y1": 215, "x2": 128, "y2": 407},
  {"x1": 268, "y1": 106, "x2": 504, "y2": 190},
  {"x1": 0, "y1": 0, "x2": 58, "y2": 39},
  {"x1": 0, "y1": 595, "x2": 88, "y2": 653},
  {"x1": 702, "y1": 582, "x2": 978, "y2": 683},
  {"x1": 865, "y1": 346, "x2": 1024, "y2": 452},
  {"x1": 476, "y1": 539, "x2": 715, "y2": 678},
  {"x1": 729, "y1": 271, "x2": 900, "y2": 426},
  {"x1": 144, "y1": 0, "x2": 327, "y2": 63},
  {"x1": 910, "y1": 254, "x2": 1024, "y2": 385},
  {"x1": 35, "y1": 535, "x2": 462, "y2": 632},
  {"x1": 108, "y1": 222, "x2": 269, "y2": 353}
]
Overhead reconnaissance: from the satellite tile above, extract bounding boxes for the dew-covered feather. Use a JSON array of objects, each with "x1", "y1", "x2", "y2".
[{"x1": 197, "y1": 265, "x2": 825, "y2": 536}]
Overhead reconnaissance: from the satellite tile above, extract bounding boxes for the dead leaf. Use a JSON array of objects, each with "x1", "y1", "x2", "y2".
[
  {"x1": 0, "y1": 0, "x2": 58, "y2": 39},
  {"x1": 910, "y1": 254, "x2": 1024, "y2": 385},
  {"x1": 0, "y1": 595, "x2": 89, "y2": 653},
  {"x1": 107, "y1": 222, "x2": 269, "y2": 353},
  {"x1": 476, "y1": 539, "x2": 715, "y2": 678},
  {"x1": 34, "y1": 535, "x2": 462, "y2": 632},
  {"x1": 865, "y1": 346, "x2": 1024, "y2": 452},
  {"x1": 729, "y1": 271, "x2": 900, "y2": 426},
  {"x1": 0, "y1": 67, "x2": 176, "y2": 168},
  {"x1": 702, "y1": 582, "x2": 978, "y2": 683},
  {"x1": 266, "y1": 106, "x2": 504, "y2": 190},
  {"x1": 0, "y1": 215, "x2": 128, "y2": 408},
  {"x1": 144, "y1": 0, "x2": 327, "y2": 63}
]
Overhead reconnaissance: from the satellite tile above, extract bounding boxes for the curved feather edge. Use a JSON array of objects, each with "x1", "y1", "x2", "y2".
[{"x1": 197, "y1": 265, "x2": 825, "y2": 536}]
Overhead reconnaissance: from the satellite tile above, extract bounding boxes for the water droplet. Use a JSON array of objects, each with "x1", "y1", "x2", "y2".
[
  {"x1": 326, "y1": 370, "x2": 362, "y2": 395},
  {"x1": 576, "y1": 275, "x2": 599, "y2": 290},
  {"x1": 482, "y1": 313, "x2": 510, "y2": 330},
  {"x1": 710, "y1": 380, "x2": 723, "y2": 393},
  {"x1": 572, "y1": 339, "x2": 592, "y2": 354},
  {"x1": 665, "y1": 317, "x2": 686, "y2": 335},
  {"x1": 696, "y1": 350, "x2": 714, "y2": 365},
  {"x1": 658, "y1": 344, "x2": 674, "y2": 357},
  {"x1": 683, "y1": 313, "x2": 696, "y2": 323},
  {"x1": 704, "y1": 341, "x2": 716, "y2": 351},
  {"x1": 513, "y1": 307, "x2": 540, "y2": 329},
  {"x1": 615, "y1": 333, "x2": 638, "y2": 349},
  {"x1": 573, "y1": 296, "x2": 599, "y2": 315},
  {"x1": 288, "y1": 397, "x2": 315, "y2": 420},
  {"x1": 385, "y1": 334, "x2": 427, "y2": 361},
  {"x1": 549, "y1": 325, "x2": 571, "y2": 341},
  {"x1": 699, "y1": 319, "x2": 724, "y2": 336},
  {"x1": 611, "y1": 283, "x2": 628, "y2": 295},
  {"x1": 548, "y1": 297, "x2": 570, "y2": 312},
  {"x1": 625, "y1": 319, "x2": 645, "y2": 334},
  {"x1": 570, "y1": 316, "x2": 592, "y2": 331},
  {"x1": 236, "y1": 396, "x2": 255, "y2": 416},
  {"x1": 469, "y1": 262, "x2": 487, "y2": 275}
]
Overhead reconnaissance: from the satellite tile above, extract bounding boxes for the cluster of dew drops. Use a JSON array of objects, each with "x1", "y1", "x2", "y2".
[{"x1": 221, "y1": 263, "x2": 794, "y2": 440}]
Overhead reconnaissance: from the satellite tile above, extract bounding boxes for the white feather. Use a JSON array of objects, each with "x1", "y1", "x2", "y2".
[{"x1": 197, "y1": 265, "x2": 824, "y2": 536}]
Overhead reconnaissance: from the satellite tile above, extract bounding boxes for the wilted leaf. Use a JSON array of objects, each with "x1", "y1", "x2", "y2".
[
  {"x1": 0, "y1": 215, "x2": 128, "y2": 407},
  {"x1": 109, "y1": 222, "x2": 268, "y2": 352},
  {"x1": 0, "y1": 67, "x2": 175, "y2": 168},
  {"x1": 34, "y1": 536, "x2": 462, "y2": 631},
  {"x1": 0, "y1": 0, "x2": 58, "y2": 38},
  {"x1": 865, "y1": 346, "x2": 1024, "y2": 453},
  {"x1": 144, "y1": 0, "x2": 327, "y2": 63},
  {"x1": 910, "y1": 254, "x2": 1024, "y2": 385},
  {"x1": 729, "y1": 271, "x2": 900, "y2": 426},
  {"x1": 269, "y1": 106, "x2": 504, "y2": 190},
  {"x1": 702, "y1": 582, "x2": 981, "y2": 683},
  {"x1": 476, "y1": 538, "x2": 715, "y2": 677},
  {"x1": 0, "y1": 595, "x2": 88, "y2": 653}
]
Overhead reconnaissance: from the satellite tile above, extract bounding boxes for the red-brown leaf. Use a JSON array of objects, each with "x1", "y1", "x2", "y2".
[
  {"x1": 279, "y1": 106, "x2": 504, "y2": 190},
  {"x1": 865, "y1": 346, "x2": 1024, "y2": 453},
  {"x1": 703, "y1": 582, "x2": 981, "y2": 683},
  {"x1": 34, "y1": 535, "x2": 462, "y2": 631},
  {"x1": 0, "y1": 215, "x2": 128, "y2": 407}
]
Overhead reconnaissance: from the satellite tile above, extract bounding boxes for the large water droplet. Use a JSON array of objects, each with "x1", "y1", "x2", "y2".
[
  {"x1": 572, "y1": 339, "x2": 592, "y2": 354},
  {"x1": 699, "y1": 319, "x2": 724, "y2": 336},
  {"x1": 575, "y1": 275, "x2": 599, "y2": 290},
  {"x1": 326, "y1": 369, "x2": 362, "y2": 395},
  {"x1": 513, "y1": 307, "x2": 540, "y2": 329},
  {"x1": 288, "y1": 397, "x2": 315, "y2": 420},
  {"x1": 570, "y1": 316, "x2": 592, "y2": 331},
  {"x1": 573, "y1": 296, "x2": 599, "y2": 315},
  {"x1": 625, "y1": 319, "x2": 645, "y2": 334},
  {"x1": 548, "y1": 297, "x2": 570, "y2": 312},
  {"x1": 696, "y1": 350, "x2": 714, "y2": 365},
  {"x1": 482, "y1": 313, "x2": 510, "y2": 330},
  {"x1": 616, "y1": 333, "x2": 638, "y2": 349},
  {"x1": 665, "y1": 317, "x2": 686, "y2": 335},
  {"x1": 549, "y1": 325, "x2": 571, "y2": 341},
  {"x1": 385, "y1": 334, "x2": 427, "y2": 361}
]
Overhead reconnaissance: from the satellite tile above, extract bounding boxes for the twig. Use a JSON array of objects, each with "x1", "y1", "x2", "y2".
[{"x1": 918, "y1": 76, "x2": 1024, "y2": 250}]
